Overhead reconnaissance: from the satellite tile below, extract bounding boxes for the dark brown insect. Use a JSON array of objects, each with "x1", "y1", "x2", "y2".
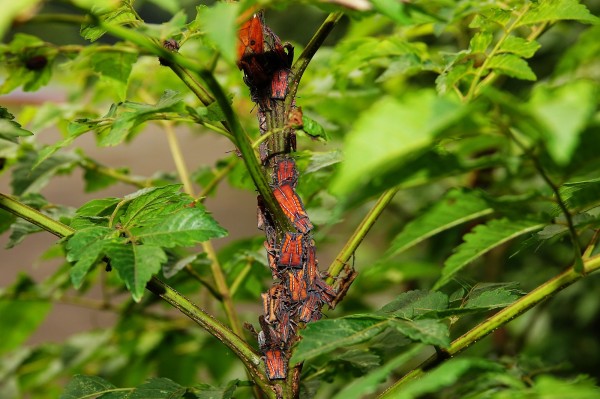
[
  {"x1": 264, "y1": 240, "x2": 280, "y2": 279},
  {"x1": 315, "y1": 276, "x2": 337, "y2": 307},
  {"x1": 304, "y1": 240, "x2": 318, "y2": 287},
  {"x1": 330, "y1": 268, "x2": 358, "y2": 309},
  {"x1": 277, "y1": 312, "x2": 294, "y2": 344},
  {"x1": 272, "y1": 183, "x2": 313, "y2": 233},
  {"x1": 263, "y1": 284, "x2": 286, "y2": 323},
  {"x1": 277, "y1": 232, "x2": 304, "y2": 269},
  {"x1": 274, "y1": 158, "x2": 298, "y2": 187}
]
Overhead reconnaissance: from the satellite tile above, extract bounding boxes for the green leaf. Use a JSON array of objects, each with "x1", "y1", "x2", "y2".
[
  {"x1": 33, "y1": 122, "x2": 92, "y2": 168},
  {"x1": 12, "y1": 150, "x2": 78, "y2": 196},
  {"x1": 81, "y1": 5, "x2": 138, "y2": 42},
  {"x1": 105, "y1": 243, "x2": 167, "y2": 302},
  {"x1": 391, "y1": 319, "x2": 450, "y2": 348},
  {"x1": 560, "y1": 178, "x2": 600, "y2": 211},
  {"x1": 99, "y1": 90, "x2": 184, "y2": 146},
  {"x1": 0, "y1": 107, "x2": 33, "y2": 144},
  {"x1": 0, "y1": 299, "x2": 52, "y2": 354},
  {"x1": 191, "y1": 379, "x2": 241, "y2": 399},
  {"x1": 6, "y1": 218, "x2": 42, "y2": 249},
  {"x1": 529, "y1": 80, "x2": 597, "y2": 166},
  {"x1": 516, "y1": 0, "x2": 600, "y2": 27},
  {"x1": 90, "y1": 48, "x2": 138, "y2": 101},
  {"x1": 197, "y1": 3, "x2": 238, "y2": 65},
  {"x1": 66, "y1": 226, "x2": 112, "y2": 288},
  {"x1": 469, "y1": 32, "x2": 493, "y2": 54},
  {"x1": 371, "y1": 0, "x2": 412, "y2": 25},
  {"x1": 132, "y1": 207, "x2": 228, "y2": 247},
  {"x1": 498, "y1": 36, "x2": 541, "y2": 58},
  {"x1": 378, "y1": 290, "x2": 449, "y2": 319},
  {"x1": 120, "y1": 184, "x2": 184, "y2": 227},
  {"x1": 331, "y1": 91, "x2": 465, "y2": 199},
  {"x1": 485, "y1": 54, "x2": 536, "y2": 81},
  {"x1": 301, "y1": 115, "x2": 329, "y2": 141},
  {"x1": 129, "y1": 378, "x2": 186, "y2": 399},
  {"x1": 435, "y1": 218, "x2": 545, "y2": 289},
  {"x1": 61, "y1": 375, "x2": 126, "y2": 399},
  {"x1": 291, "y1": 317, "x2": 389, "y2": 364},
  {"x1": 385, "y1": 189, "x2": 493, "y2": 258},
  {"x1": 393, "y1": 358, "x2": 500, "y2": 398},
  {"x1": 331, "y1": 345, "x2": 423, "y2": 399},
  {"x1": 463, "y1": 283, "x2": 522, "y2": 310}
]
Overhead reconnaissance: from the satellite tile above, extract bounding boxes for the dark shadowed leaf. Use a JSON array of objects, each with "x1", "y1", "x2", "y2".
[
  {"x1": 435, "y1": 218, "x2": 545, "y2": 289},
  {"x1": 378, "y1": 290, "x2": 449, "y2": 319},
  {"x1": 61, "y1": 375, "x2": 126, "y2": 399},
  {"x1": 385, "y1": 189, "x2": 493, "y2": 258},
  {"x1": 0, "y1": 299, "x2": 52, "y2": 354},
  {"x1": 129, "y1": 378, "x2": 186, "y2": 399}
]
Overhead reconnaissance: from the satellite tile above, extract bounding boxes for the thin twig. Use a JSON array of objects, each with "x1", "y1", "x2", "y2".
[{"x1": 378, "y1": 253, "x2": 600, "y2": 398}]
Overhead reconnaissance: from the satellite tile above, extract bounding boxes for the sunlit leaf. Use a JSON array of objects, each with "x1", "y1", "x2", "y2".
[{"x1": 516, "y1": 0, "x2": 600, "y2": 27}]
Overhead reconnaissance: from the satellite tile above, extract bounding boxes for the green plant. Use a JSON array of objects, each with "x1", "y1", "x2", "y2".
[{"x1": 1, "y1": 1, "x2": 600, "y2": 398}]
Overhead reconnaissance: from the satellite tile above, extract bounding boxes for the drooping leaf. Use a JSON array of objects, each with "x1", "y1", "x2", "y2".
[
  {"x1": 105, "y1": 242, "x2": 167, "y2": 302},
  {"x1": 11, "y1": 150, "x2": 79, "y2": 196},
  {"x1": 331, "y1": 345, "x2": 423, "y2": 399},
  {"x1": 516, "y1": 0, "x2": 600, "y2": 27},
  {"x1": 191, "y1": 379, "x2": 241, "y2": 399},
  {"x1": 98, "y1": 90, "x2": 184, "y2": 146},
  {"x1": 485, "y1": 54, "x2": 536, "y2": 81},
  {"x1": 90, "y1": 47, "x2": 138, "y2": 101},
  {"x1": 0, "y1": 299, "x2": 52, "y2": 354},
  {"x1": 0, "y1": 107, "x2": 33, "y2": 144},
  {"x1": 66, "y1": 226, "x2": 112, "y2": 288},
  {"x1": 291, "y1": 317, "x2": 389, "y2": 364},
  {"x1": 129, "y1": 378, "x2": 186, "y2": 399},
  {"x1": 385, "y1": 189, "x2": 493, "y2": 258},
  {"x1": 61, "y1": 375, "x2": 125, "y2": 399},
  {"x1": 559, "y1": 178, "x2": 600, "y2": 211},
  {"x1": 435, "y1": 218, "x2": 545, "y2": 289},
  {"x1": 463, "y1": 282, "x2": 522, "y2": 310},
  {"x1": 391, "y1": 319, "x2": 450, "y2": 348},
  {"x1": 301, "y1": 115, "x2": 329, "y2": 141},
  {"x1": 81, "y1": 4, "x2": 138, "y2": 42},
  {"x1": 378, "y1": 290, "x2": 449, "y2": 319},
  {"x1": 529, "y1": 80, "x2": 597, "y2": 166},
  {"x1": 498, "y1": 36, "x2": 541, "y2": 59}
]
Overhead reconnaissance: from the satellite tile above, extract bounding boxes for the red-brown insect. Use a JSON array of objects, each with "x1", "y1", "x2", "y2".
[
  {"x1": 298, "y1": 291, "x2": 321, "y2": 323},
  {"x1": 286, "y1": 270, "x2": 308, "y2": 302},
  {"x1": 264, "y1": 349, "x2": 286, "y2": 380},
  {"x1": 316, "y1": 276, "x2": 337, "y2": 307},
  {"x1": 274, "y1": 158, "x2": 298, "y2": 187},
  {"x1": 277, "y1": 232, "x2": 304, "y2": 269},
  {"x1": 271, "y1": 68, "x2": 290, "y2": 100},
  {"x1": 277, "y1": 312, "x2": 294, "y2": 344},
  {"x1": 237, "y1": 14, "x2": 264, "y2": 61},
  {"x1": 272, "y1": 183, "x2": 313, "y2": 233},
  {"x1": 263, "y1": 284, "x2": 286, "y2": 323}
]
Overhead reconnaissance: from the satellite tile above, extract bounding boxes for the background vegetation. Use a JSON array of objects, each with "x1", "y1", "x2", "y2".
[{"x1": 1, "y1": 0, "x2": 600, "y2": 398}]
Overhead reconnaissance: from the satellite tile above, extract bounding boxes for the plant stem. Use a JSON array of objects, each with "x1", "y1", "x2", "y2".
[
  {"x1": 378, "y1": 253, "x2": 600, "y2": 399},
  {"x1": 198, "y1": 157, "x2": 238, "y2": 200},
  {"x1": 286, "y1": 12, "x2": 343, "y2": 112},
  {"x1": 326, "y1": 187, "x2": 399, "y2": 284},
  {"x1": 79, "y1": 159, "x2": 153, "y2": 188},
  {"x1": 0, "y1": 193, "x2": 273, "y2": 395},
  {"x1": 197, "y1": 71, "x2": 293, "y2": 232}
]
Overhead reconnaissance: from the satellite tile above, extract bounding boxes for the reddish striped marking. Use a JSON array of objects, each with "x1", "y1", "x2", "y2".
[
  {"x1": 264, "y1": 349, "x2": 286, "y2": 380},
  {"x1": 272, "y1": 183, "x2": 313, "y2": 233},
  {"x1": 274, "y1": 158, "x2": 298, "y2": 187},
  {"x1": 277, "y1": 232, "x2": 304, "y2": 269},
  {"x1": 271, "y1": 68, "x2": 290, "y2": 100},
  {"x1": 287, "y1": 270, "x2": 308, "y2": 302}
]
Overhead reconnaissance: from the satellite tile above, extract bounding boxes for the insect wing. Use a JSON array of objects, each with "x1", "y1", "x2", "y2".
[
  {"x1": 277, "y1": 232, "x2": 303, "y2": 269},
  {"x1": 237, "y1": 14, "x2": 264, "y2": 61},
  {"x1": 299, "y1": 292, "x2": 320, "y2": 323},
  {"x1": 287, "y1": 270, "x2": 308, "y2": 302},
  {"x1": 264, "y1": 349, "x2": 286, "y2": 380},
  {"x1": 275, "y1": 158, "x2": 298, "y2": 187}
]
